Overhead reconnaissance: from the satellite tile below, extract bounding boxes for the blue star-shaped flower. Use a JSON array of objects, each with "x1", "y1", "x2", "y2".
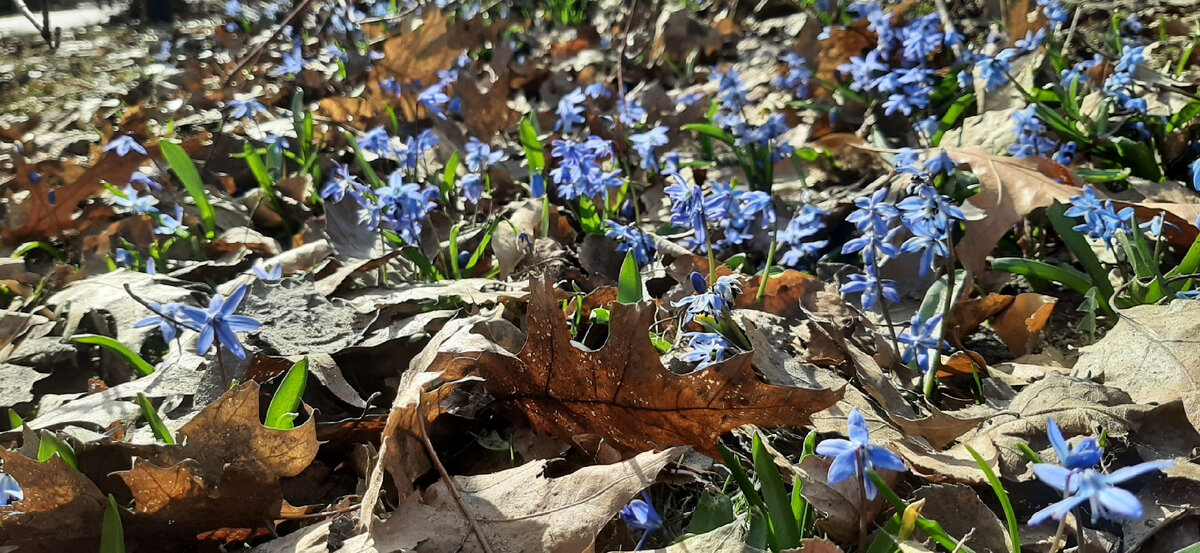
[
  {"x1": 815, "y1": 407, "x2": 906, "y2": 500},
  {"x1": 103, "y1": 135, "x2": 147, "y2": 157},
  {"x1": 177, "y1": 285, "x2": 262, "y2": 359}
]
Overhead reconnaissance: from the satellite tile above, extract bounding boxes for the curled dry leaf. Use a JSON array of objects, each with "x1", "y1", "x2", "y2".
[
  {"x1": 990, "y1": 292, "x2": 1056, "y2": 357},
  {"x1": 789, "y1": 455, "x2": 901, "y2": 544}
]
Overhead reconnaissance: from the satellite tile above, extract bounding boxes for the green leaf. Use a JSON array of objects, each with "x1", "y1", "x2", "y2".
[
  {"x1": 11, "y1": 241, "x2": 66, "y2": 261},
  {"x1": 687, "y1": 493, "x2": 736, "y2": 535},
  {"x1": 617, "y1": 251, "x2": 644, "y2": 305},
  {"x1": 71, "y1": 334, "x2": 155, "y2": 376},
  {"x1": 967, "y1": 446, "x2": 1021, "y2": 553},
  {"x1": 265, "y1": 357, "x2": 308, "y2": 430},
  {"x1": 101, "y1": 495, "x2": 126, "y2": 553},
  {"x1": 37, "y1": 431, "x2": 79, "y2": 470},
  {"x1": 680, "y1": 123, "x2": 737, "y2": 146},
  {"x1": 753, "y1": 433, "x2": 802, "y2": 548},
  {"x1": 520, "y1": 115, "x2": 545, "y2": 173},
  {"x1": 136, "y1": 393, "x2": 175, "y2": 445},
  {"x1": 590, "y1": 308, "x2": 610, "y2": 324},
  {"x1": 1075, "y1": 168, "x2": 1131, "y2": 183},
  {"x1": 8, "y1": 409, "x2": 24, "y2": 430},
  {"x1": 577, "y1": 196, "x2": 604, "y2": 236},
  {"x1": 1170, "y1": 99, "x2": 1200, "y2": 131},
  {"x1": 932, "y1": 93, "x2": 976, "y2": 147},
  {"x1": 442, "y1": 151, "x2": 461, "y2": 202},
  {"x1": 1047, "y1": 202, "x2": 1114, "y2": 313},
  {"x1": 1016, "y1": 442, "x2": 1043, "y2": 464},
  {"x1": 449, "y1": 224, "x2": 464, "y2": 280},
  {"x1": 160, "y1": 141, "x2": 216, "y2": 239},
  {"x1": 717, "y1": 443, "x2": 768, "y2": 512},
  {"x1": 991, "y1": 258, "x2": 1096, "y2": 298}
]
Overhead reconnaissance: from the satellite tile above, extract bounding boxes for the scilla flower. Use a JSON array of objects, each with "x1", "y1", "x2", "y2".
[
  {"x1": 620, "y1": 492, "x2": 663, "y2": 550},
  {"x1": 815, "y1": 407, "x2": 906, "y2": 500}
]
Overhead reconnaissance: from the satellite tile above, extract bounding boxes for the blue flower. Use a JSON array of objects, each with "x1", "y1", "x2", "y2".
[
  {"x1": 1190, "y1": 158, "x2": 1200, "y2": 191},
  {"x1": 1046, "y1": 418, "x2": 1102, "y2": 470},
  {"x1": 273, "y1": 40, "x2": 306, "y2": 76},
  {"x1": 841, "y1": 266, "x2": 900, "y2": 310},
  {"x1": 584, "y1": 82, "x2": 610, "y2": 99},
  {"x1": 103, "y1": 135, "x2": 147, "y2": 157},
  {"x1": 374, "y1": 171, "x2": 439, "y2": 245},
  {"x1": 974, "y1": 49, "x2": 1017, "y2": 92},
  {"x1": 617, "y1": 99, "x2": 648, "y2": 127},
  {"x1": 225, "y1": 0, "x2": 242, "y2": 16},
  {"x1": 664, "y1": 173, "x2": 709, "y2": 246},
  {"x1": 1010, "y1": 105, "x2": 1059, "y2": 158},
  {"x1": 714, "y1": 67, "x2": 750, "y2": 112},
  {"x1": 815, "y1": 407, "x2": 906, "y2": 500},
  {"x1": 114, "y1": 248, "x2": 134, "y2": 269},
  {"x1": 358, "y1": 126, "x2": 393, "y2": 157},
  {"x1": 779, "y1": 205, "x2": 829, "y2": 267},
  {"x1": 923, "y1": 150, "x2": 958, "y2": 176},
  {"x1": 177, "y1": 284, "x2": 262, "y2": 359},
  {"x1": 264, "y1": 134, "x2": 289, "y2": 155},
  {"x1": 1038, "y1": 0, "x2": 1069, "y2": 28},
  {"x1": 675, "y1": 272, "x2": 741, "y2": 323},
  {"x1": 228, "y1": 98, "x2": 268, "y2": 120},
  {"x1": 154, "y1": 205, "x2": 185, "y2": 235},
  {"x1": 253, "y1": 263, "x2": 283, "y2": 281},
  {"x1": 897, "y1": 313, "x2": 944, "y2": 373},
  {"x1": 460, "y1": 173, "x2": 484, "y2": 204},
  {"x1": 1015, "y1": 28, "x2": 1048, "y2": 53},
  {"x1": 681, "y1": 332, "x2": 732, "y2": 369},
  {"x1": 418, "y1": 80, "x2": 452, "y2": 120},
  {"x1": 620, "y1": 492, "x2": 663, "y2": 550},
  {"x1": 113, "y1": 185, "x2": 159, "y2": 215},
  {"x1": 1053, "y1": 142, "x2": 1077, "y2": 165},
  {"x1": 629, "y1": 126, "x2": 669, "y2": 171},
  {"x1": 464, "y1": 138, "x2": 507, "y2": 172},
  {"x1": 134, "y1": 301, "x2": 191, "y2": 343},
  {"x1": 776, "y1": 53, "x2": 812, "y2": 98},
  {"x1": 606, "y1": 220, "x2": 656, "y2": 266},
  {"x1": 554, "y1": 87, "x2": 587, "y2": 133},
  {"x1": 1065, "y1": 185, "x2": 1133, "y2": 247},
  {"x1": 1029, "y1": 461, "x2": 1173, "y2": 526},
  {"x1": 129, "y1": 171, "x2": 162, "y2": 192},
  {"x1": 321, "y1": 162, "x2": 367, "y2": 204},
  {"x1": 0, "y1": 473, "x2": 22, "y2": 507}
]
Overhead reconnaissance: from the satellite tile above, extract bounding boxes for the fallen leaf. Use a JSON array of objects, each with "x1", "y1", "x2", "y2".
[
  {"x1": 455, "y1": 73, "x2": 519, "y2": 139},
  {"x1": 369, "y1": 10, "x2": 462, "y2": 111},
  {"x1": 0, "y1": 448, "x2": 106, "y2": 551},
  {"x1": 789, "y1": 456, "x2": 901, "y2": 544},
  {"x1": 734, "y1": 270, "x2": 829, "y2": 319},
  {"x1": 910, "y1": 484, "x2": 1010, "y2": 553},
  {"x1": 946, "y1": 293, "x2": 1013, "y2": 344},
  {"x1": 626, "y1": 519, "x2": 766, "y2": 552},
  {"x1": 990, "y1": 292, "x2": 1055, "y2": 357}
]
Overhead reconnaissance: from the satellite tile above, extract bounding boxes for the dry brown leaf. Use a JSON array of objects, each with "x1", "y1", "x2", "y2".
[
  {"x1": 268, "y1": 448, "x2": 684, "y2": 553},
  {"x1": 910, "y1": 484, "x2": 1010, "y2": 553},
  {"x1": 317, "y1": 97, "x2": 382, "y2": 130},
  {"x1": 455, "y1": 73, "x2": 519, "y2": 139},
  {"x1": 735, "y1": 270, "x2": 829, "y2": 319},
  {"x1": 369, "y1": 10, "x2": 462, "y2": 107},
  {"x1": 946, "y1": 293, "x2": 1013, "y2": 344},
  {"x1": 0, "y1": 449, "x2": 106, "y2": 552},
  {"x1": 813, "y1": 23, "x2": 873, "y2": 101},
  {"x1": 109, "y1": 381, "x2": 318, "y2": 542},
  {"x1": 788, "y1": 456, "x2": 902, "y2": 544},
  {"x1": 945, "y1": 148, "x2": 1080, "y2": 274},
  {"x1": 991, "y1": 292, "x2": 1056, "y2": 357}
]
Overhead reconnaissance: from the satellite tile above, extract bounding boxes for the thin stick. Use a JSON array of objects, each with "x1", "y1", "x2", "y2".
[
  {"x1": 1061, "y1": 4, "x2": 1083, "y2": 55},
  {"x1": 1047, "y1": 514, "x2": 1068, "y2": 553},
  {"x1": 932, "y1": 0, "x2": 962, "y2": 59},
  {"x1": 417, "y1": 397, "x2": 495, "y2": 553},
  {"x1": 222, "y1": 0, "x2": 317, "y2": 87}
]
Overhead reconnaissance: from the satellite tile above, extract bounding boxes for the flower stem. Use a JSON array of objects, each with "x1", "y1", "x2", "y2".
[
  {"x1": 868, "y1": 253, "x2": 901, "y2": 356},
  {"x1": 756, "y1": 231, "x2": 778, "y2": 302},
  {"x1": 857, "y1": 451, "x2": 870, "y2": 553},
  {"x1": 924, "y1": 239, "x2": 957, "y2": 399}
]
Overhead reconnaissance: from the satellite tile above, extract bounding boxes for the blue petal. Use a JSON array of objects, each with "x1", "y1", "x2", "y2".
[
  {"x1": 134, "y1": 317, "x2": 161, "y2": 329},
  {"x1": 1103, "y1": 460, "x2": 1173, "y2": 484},
  {"x1": 216, "y1": 323, "x2": 247, "y2": 359},
  {"x1": 1032, "y1": 464, "x2": 1071, "y2": 492},
  {"x1": 1028, "y1": 494, "x2": 1089, "y2": 526},
  {"x1": 865, "y1": 445, "x2": 906, "y2": 473},
  {"x1": 177, "y1": 305, "x2": 209, "y2": 327},
  {"x1": 815, "y1": 439, "x2": 853, "y2": 457},
  {"x1": 222, "y1": 285, "x2": 249, "y2": 317},
  {"x1": 197, "y1": 325, "x2": 215, "y2": 355},
  {"x1": 847, "y1": 408, "x2": 869, "y2": 444},
  {"x1": 1046, "y1": 418, "x2": 1069, "y2": 464},
  {"x1": 1096, "y1": 487, "x2": 1142, "y2": 519},
  {"x1": 827, "y1": 450, "x2": 859, "y2": 486},
  {"x1": 225, "y1": 315, "x2": 263, "y2": 332}
]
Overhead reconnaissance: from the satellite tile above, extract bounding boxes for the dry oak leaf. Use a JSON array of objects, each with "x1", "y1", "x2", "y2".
[
  {"x1": 369, "y1": 9, "x2": 461, "y2": 117},
  {"x1": 0, "y1": 449, "x2": 106, "y2": 552},
  {"x1": 360, "y1": 278, "x2": 842, "y2": 520},
  {"x1": 945, "y1": 148, "x2": 1080, "y2": 274},
  {"x1": 444, "y1": 277, "x2": 843, "y2": 457},
  {"x1": 109, "y1": 381, "x2": 317, "y2": 542}
]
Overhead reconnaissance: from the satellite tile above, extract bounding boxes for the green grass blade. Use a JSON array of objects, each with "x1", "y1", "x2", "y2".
[
  {"x1": 136, "y1": 393, "x2": 176, "y2": 445},
  {"x1": 991, "y1": 258, "x2": 1096, "y2": 298},
  {"x1": 11, "y1": 241, "x2": 66, "y2": 261},
  {"x1": 617, "y1": 251, "x2": 643, "y2": 305},
  {"x1": 681, "y1": 123, "x2": 737, "y2": 146},
  {"x1": 101, "y1": 495, "x2": 126, "y2": 553},
  {"x1": 71, "y1": 334, "x2": 155, "y2": 376},
  {"x1": 37, "y1": 431, "x2": 79, "y2": 470},
  {"x1": 265, "y1": 357, "x2": 308, "y2": 430},
  {"x1": 8, "y1": 409, "x2": 24, "y2": 430},
  {"x1": 160, "y1": 141, "x2": 216, "y2": 239},
  {"x1": 449, "y1": 224, "x2": 463, "y2": 280},
  {"x1": 1016, "y1": 443, "x2": 1043, "y2": 464},
  {"x1": 752, "y1": 433, "x2": 802, "y2": 548},
  {"x1": 1047, "y1": 202, "x2": 1114, "y2": 311},
  {"x1": 967, "y1": 446, "x2": 1020, "y2": 553},
  {"x1": 520, "y1": 115, "x2": 545, "y2": 173}
]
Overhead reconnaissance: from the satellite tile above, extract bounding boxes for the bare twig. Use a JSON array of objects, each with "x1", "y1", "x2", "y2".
[
  {"x1": 11, "y1": 0, "x2": 52, "y2": 47},
  {"x1": 417, "y1": 396, "x2": 495, "y2": 553},
  {"x1": 932, "y1": 0, "x2": 963, "y2": 59},
  {"x1": 223, "y1": 0, "x2": 317, "y2": 87}
]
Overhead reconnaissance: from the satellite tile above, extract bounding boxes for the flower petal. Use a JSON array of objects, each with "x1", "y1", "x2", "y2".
[
  {"x1": 1104, "y1": 460, "x2": 1173, "y2": 484},
  {"x1": 1028, "y1": 494, "x2": 1089, "y2": 526},
  {"x1": 197, "y1": 325, "x2": 215, "y2": 356},
  {"x1": 223, "y1": 284, "x2": 249, "y2": 316},
  {"x1": 1032, "y1": 464, "x2": 1071, "y2": 492},
  {"x1": 847, "y1": 408, "x2": 869, "y2": 444},
  {"x1": 815, "y1": 439, "x2": 853, "y2": 457},
  {"x1": 827, "y1": 450, "x2": 859, "y2": 486},
  {"x1": 216, "y1": 323, "x2": 247, "y2": 360},
  {"x1": 1046, "y1": 418, "x2": 1069, "y2": 464},
  {"x1": 1095, "y1": 486, "x2": 1142, "y2": 519},
  {"x1": 225, "y1": 315, "x2": 263, "y2": 332},
  {"x1": 865, "y1": 445, "x2": 906, "y2": 473}
]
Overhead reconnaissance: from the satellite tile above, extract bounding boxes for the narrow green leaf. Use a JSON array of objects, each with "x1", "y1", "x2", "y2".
[
  {"x1": 1075, "y1": 168, "x2": 1131, "y2": 183},
  {"x1": 681, "y1": 123, "x2": 737, "y2": 146},
  {"x1": 443, "y1": 151, "x2": 461, "y2": 200},
  {"x1": 449, "y1": 224, "x2": 463, "y2": 280},
  {"x1": 37, "y1": 431, "x2": 79, "y2": 470},
  {"x1": 991, "y1": 258, "x2": 1096, "y2": 298},
  {"x1": 967, "y1": 445, "x2": 1021, "y2": 553},
  {"x1": 265, "y1": 357, "x2": 309, "y2": 430},
  {"x1": 136, "y1": 393, "x2": 176, "y2": 445},
  {"x1": 1016, "y1": 443, "x2": 1043, "y2": 464},
  {"x1": 71, "y1": 334, "x2": 155, "y2": 376},
  {"x1": 753, "y1": 433, "x2": 802, "y2": 548},
  {"x1": 1047, "y1": 202, "x2": 1114, "y2": 313},
  {"x1": 344, "y1": 131, "x2": 385, "y2": 189},
  {"x1": 9, "y1": 409, "x2": 24, "y2": 430},
  {"x1": 101, "y1": 495, "x2": 126, "y2": 553},
  {"x1": 1170, "y1": 99, "x2": 1200, "y2": 131},
  {"x1": 12, "y1": 241, "x2": 66, "y2": 261},
  {"x1": 617, "y1": 251, "x2": 643, "y2": 305},
  {"x1": 717, "y1": 444, "x2": 767, "y2": 514},
  {"x1": 520, "y1": 115, "x2": 545, "y2": 173},
  {"x1": 688, "y1": 493, "x2": 736, "y2": 535},
  {"x1": 241, "y1": 144, "x2": 273, "y2": 189},
  {"x1": 160, "y1": 141, "x2": 216, "y2": 239}
]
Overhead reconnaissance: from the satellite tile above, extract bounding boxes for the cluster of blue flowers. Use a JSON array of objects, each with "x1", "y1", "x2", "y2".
[
  {"x1": 777, "y1": 204, "x2": 829, "y2": 269},
  {"x1": 550, "y1": 136, "x2": 623, "y2": 201},
  {"x1": 840, "y1": 188, "x2": 901, "y2": 310},
  {"x1": 675, "y1": 272, "x2": 743, "y2": 324},
  {"x1": 320, "y1": 160, "x2": 439, "y2": 247},
  {"x1": 1103, "y1": 46, "x2": 1149, "y2": 114},
  {"x1": 711, "y1": 68, "x2": 795, "y2": 163},
  {"x1": 1064, "y1": 185, "x2": 1134, "y2": 248},
  {"x1": 663, "y1": 172, "x2": 799, "y2": 254},
  {"x1": 605, "y1": 220, "x2": 657, "y2": 266},
  {"x1": 461, "y1": 137, "x2": 508, "y2": 203}
]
